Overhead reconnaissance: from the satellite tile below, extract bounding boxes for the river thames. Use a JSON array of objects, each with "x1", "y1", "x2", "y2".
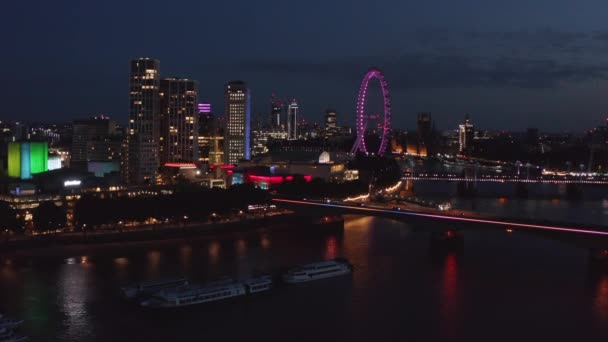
[{"x1": 1, "y1": 208, "x2": 608, "y2": 341}]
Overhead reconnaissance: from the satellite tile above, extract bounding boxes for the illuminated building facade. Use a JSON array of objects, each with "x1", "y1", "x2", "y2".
[
  {"x1": 458, "y1": 114, "x2": 474, "y2": 156},
  {"x1": 159, "y1": 78, "x2": 199, "y2": 164},
  {"x1": 325, "y1": 109, "x2": 337, "y2": 137},
  {"x1": 271, "y1": 95, "x2": 283, "y2": 129},
  {"x1": 224, "y1": 81, "x2": 251, "y2": 164},
  {"x1": 287, "y1": 99, "x2": 298, "y2": 140},
  {"x1": 197, "y1": 103, "x2": 225, "y2": 165},
  {"x1": 8, "y1": 141, "x2": 48, "y2": 179},
  {"x1": 127, "y1": 58, "x2": 160, "y2": 184},
  {"x1": 416, "y1": 112, "x2": 433, "y2": 157}
]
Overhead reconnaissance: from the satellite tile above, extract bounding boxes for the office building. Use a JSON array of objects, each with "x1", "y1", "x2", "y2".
[
  {"x1": 287, "y1": 99, "x2": 298, "y2": 140},
  {"x1": 458, "y1": 114, "x2": 474, "y2": 156},
  {"x1": 271, "y1": 95, "x2": 283, "y2": 129},
  {"x1": 127, "y1": 58, "x2": 161, "y2": 184},
  {"x1": 159, "y1": 78, "x2": 199, "y2": 164},
  {"x1": 224, "y1": 81, "x2": 251, "y2": 164},
  {"x1": 416, "y1": 112, "x2": 433, "y2": 157},
  {"x1": 325, "y1": 109, "x2": 338, "y2": 137},
  {"x1": 71, "y1": 116, "x2": 120, "y2": 170},
  {"x1": 197, "y1": 103, "x2": 225, "y2": 165}
]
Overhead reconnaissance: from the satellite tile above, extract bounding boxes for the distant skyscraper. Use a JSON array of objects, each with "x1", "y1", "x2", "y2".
[
  {"x1": 127, "y1": 58, "x2": 160, "y2": 184},
  {"x1": 159, "y1": 78, "x2": 199, "y2": 164},
  {"x1": 324, "y1": 109, "x2": 338, "y2": 138},
  {"x1": 224, "y1": 81, "x2": 251, "y2": 164},
  {"x1": 287, "y1": 99, "x2": 298, "y2": 140},
  {"x1": 271, "y1": 95, "x2": 282, "y2": 129},
  {"x1": 458, "y1": 114, "x2": 474, "y2": 156},
  {"x1": 325, "y1": 109, "x2": 337, "y2": 130},
  {"x1": 416, "y1": 112, "x2": 433, "y2": 156}
]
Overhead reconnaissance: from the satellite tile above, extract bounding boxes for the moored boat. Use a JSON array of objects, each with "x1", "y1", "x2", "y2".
[
  {"x1": 120, "y1": 277, "x2": 189, "y2": 300},
  {"x1": 140, "y1": 281, "x2": 246, "y2": 308},
  {"x1": 0, "y1": 317, "x2": 23, "y2": 330},
  {"x1": 139, "y1": 275, "x2": 274, "y2": 308},
  {"x1": 0, "y1": 327, "x2": 27, "y2": 342},
  {"x1": 243, "y1": 275, "x2": 273, "y2": 294},
  {"x1": 282, "y1": 258, "x2": 353, "y2": 284}
]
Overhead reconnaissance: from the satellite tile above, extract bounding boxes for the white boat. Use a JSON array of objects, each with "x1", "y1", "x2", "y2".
[
  {"x1": 0, "y1": 327, "x2": 27, "y2": 342},
  {"x1": 243, "y1": 275, "x2": 273, "y2": 294},
  {"x1": 120, "y1": 277, "x2": 189, "y2": 300},
  {"x1": 283, "y1": 258, "x2": 353, "y2": 284},
  {"x1": 140, "y1": 275, "x2": 274, "y2": 308},
  {"x1": 0, "y1": 317, "x2": 23, "y2": 330},
  {"x1": 140, "y1": 281, "x2": 246, "y2": 308}
]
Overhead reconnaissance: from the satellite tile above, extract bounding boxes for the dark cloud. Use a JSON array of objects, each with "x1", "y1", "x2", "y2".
[
  {"x1": 244, "y1": 53, "x2": 608, "y2": 90},
  {"x1": 243, "y1": 29, "x2": 608, "y2": 93}
]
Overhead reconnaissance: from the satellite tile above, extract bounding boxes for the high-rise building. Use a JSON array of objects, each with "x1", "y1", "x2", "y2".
[
  {"x1": 271, "y1": 95, "x2": 283, "y2": 129},
  {"x1": 71, "y1": 116, "x2": 120, "y2": 170},
  {"x1": 325, "y1": 109, "x2": 337, "y2": 130},
  {"x1": 224, "y1": 81, "x2": 251, "y2": 164},
  {"x1": 197, "y1": 103, "x2": 225, "y2": 165},
  {"x1": 127, "y1": 58, "x2": 160, "y2": 184},
  {"x1": 416, "y1": 112, "x2": 433, "y2": 157},
  {"x1": 287, "y1": 99, "x2": 298, "y2": 140},
  {"x1": 458, "y1": 114, "x2": 474, "y2": 156},
  {"x1": 325, "y1": 109, "x2": 338, "y2": 137},
  {"x1": 198, "y1": 103, "x2": 212, "y2": 163},
  {"x1": 159, "y1": 78, "x2": 199, "y2": 164}
]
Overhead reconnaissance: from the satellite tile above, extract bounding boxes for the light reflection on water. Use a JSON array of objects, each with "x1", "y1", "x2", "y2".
[
  {"x1": 440, "y1": 253, "x2": 460, "y2": 339},
  {"x1": 57, "y1": 263, "x2": 93, "y2": 341},
  {"x1": 208, "y1": 241, "x2": 221, "y2": 265},
  {"x1": 260, "y1": 234, "x2": 271, "y2": 250},
  {"x1": 324, "y1": 235, "x2": 338, "y2": 260},
  {"x1": 595, "y1": 275, "x2": 608, "y2": 321},
  {"x1": 0, "y1": 215, "x2": 608, "y2": 340},
  {"x1": 179, "y1": 245, "x2": 192, "y2": 274},
  {"x1": 145, "y1": 251, "x2": 161, "y2": 279}
]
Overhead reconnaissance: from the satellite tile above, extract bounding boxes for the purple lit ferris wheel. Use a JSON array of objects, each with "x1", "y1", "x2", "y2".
[{"x1": 350, "y1": 67, "x2": 391, "y2": 156}]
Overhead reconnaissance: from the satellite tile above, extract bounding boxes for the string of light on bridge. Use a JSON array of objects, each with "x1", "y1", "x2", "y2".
[
  {"x1": 273, "y1": 198, "x2": 608, "y2": 237},
  {"x1": 404, "y1": 175, "x2": 608, "y2": 185}
]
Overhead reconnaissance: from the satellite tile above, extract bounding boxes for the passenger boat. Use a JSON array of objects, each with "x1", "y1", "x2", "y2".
[
  {"x1": 282, "y1": 258, "x2": 353, "y2": 284},
  {"x1": 120, "y1": 277, "x2": 189, "y2": 300},
  {"x1": 243, "y1": 275, "x2": 273, "y2": 294},
  {"x1": 0, "y1": 327, "x2": 28, "y2": 342},
  {"x1": 140, "y1": 275, "x2": 274, "y2": 308},
  {"x1": 0, "y1": 317, "x2": 23, "y2": 330}
]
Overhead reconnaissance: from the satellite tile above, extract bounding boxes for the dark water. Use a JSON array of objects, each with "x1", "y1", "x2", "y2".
[
  {"x1": 1, "y1": 215, "x2": 608, "y2": 341},
  {"x1": 412, "y1": 180, "x2": 608, "y2": 226}
]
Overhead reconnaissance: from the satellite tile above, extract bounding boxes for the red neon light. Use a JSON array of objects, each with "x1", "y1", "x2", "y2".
[
  {"x1": 285, "y1": 176, "x2": 294, "y2": 181},
  {"x1": 248, "y1": 175, "x2": 285, "y2": 184},
  {"x1": 210, "y1": 164, "x2": 235, "y2": 169},
  {"x1": 164, "y1": 163, "x2": 196, "y2": 168},
  {"x1": 303, "y1": 175, "x2": 312, "y2": 182}
]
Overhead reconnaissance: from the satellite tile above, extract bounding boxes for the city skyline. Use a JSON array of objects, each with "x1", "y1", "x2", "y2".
[{"x1": 4, "y1": 1, "x2": 608, "y2": 131}]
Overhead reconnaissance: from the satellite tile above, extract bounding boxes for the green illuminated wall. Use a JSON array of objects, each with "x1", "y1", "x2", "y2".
[
  {"x1": 8, "y1": 142, "x2": 21, "y2": 178},
  {"x1": 30, "y1": 142, "x2": 48, "y2": 175},
  {"x1": 6, "y1": 142, "x2": 49, "y2": 179}
]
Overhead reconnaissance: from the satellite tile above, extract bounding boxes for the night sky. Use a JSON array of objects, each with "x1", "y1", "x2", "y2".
[{"x1": 3, "y1": 0, "x2": 608, "y2": 131}]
